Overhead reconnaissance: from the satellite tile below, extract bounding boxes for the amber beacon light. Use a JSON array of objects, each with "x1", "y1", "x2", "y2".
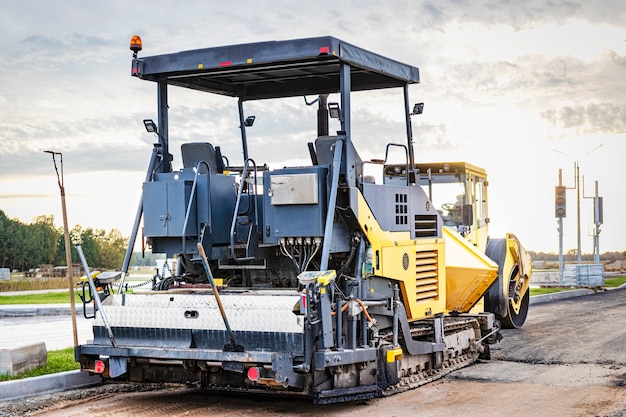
[{"x1": 130, "y1": 35, "x2": 143, "y2": 58}]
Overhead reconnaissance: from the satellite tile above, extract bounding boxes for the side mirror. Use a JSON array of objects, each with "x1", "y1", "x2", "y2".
[{"x1": 244, "y1": 116, "x2": 256, "y2": 127}]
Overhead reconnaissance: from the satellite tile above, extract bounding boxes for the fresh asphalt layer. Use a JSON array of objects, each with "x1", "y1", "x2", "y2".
[{"x1": 0, "y1": 285, "x2": 622, "y2": 402}]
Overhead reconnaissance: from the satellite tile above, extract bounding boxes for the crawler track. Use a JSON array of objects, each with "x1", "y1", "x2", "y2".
[
  {"x1": 383, "y1": 351, "x2": 478, "y2": 396},
  {"x1": 381, "y1": 317, "x2": 484, "y2": 396}
]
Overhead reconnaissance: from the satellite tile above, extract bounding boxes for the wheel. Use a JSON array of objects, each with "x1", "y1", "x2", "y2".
[
  {"x1": 500, "y1": 287, "x2": 529, "y2": 329},
  {"x1": 484, "y1": 236, "x2": 530, "y2": 329}
]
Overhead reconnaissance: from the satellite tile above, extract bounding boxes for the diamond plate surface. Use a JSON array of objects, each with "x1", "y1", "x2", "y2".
[{"x1": 95, "y1": 292, "x2": 303, "y2": 333}]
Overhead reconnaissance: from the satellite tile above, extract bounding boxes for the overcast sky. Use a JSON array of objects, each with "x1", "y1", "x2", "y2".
[{"x1": 0, "y1": 0, "x2": 624, "y2": 254}]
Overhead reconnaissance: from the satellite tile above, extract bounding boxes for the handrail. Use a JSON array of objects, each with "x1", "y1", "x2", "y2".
[
  {"x1": 229, "y1": 158, "x2": 259, "y2": 261},
  {"x1": 76, "y1": 244, "x2": 116, "y2": 347},
  {"x1": 182, "y1": 160, "x2": 212, "y2": 256},
  {"x1": 384, "y1": 143, "x2": 410, "y2": 185}
]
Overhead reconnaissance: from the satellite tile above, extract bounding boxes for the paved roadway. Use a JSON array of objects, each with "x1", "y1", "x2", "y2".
[{"x1": 0, "y1": 312, "x2": 93, "y2": 350}]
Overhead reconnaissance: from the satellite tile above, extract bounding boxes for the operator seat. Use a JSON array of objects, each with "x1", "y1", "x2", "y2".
[
  {"x1": 181, "y1": 142, "x2": 223, "y2": 174},
  {"x1": 314, "y1": 135, "x2": 363, "y2": 187}
]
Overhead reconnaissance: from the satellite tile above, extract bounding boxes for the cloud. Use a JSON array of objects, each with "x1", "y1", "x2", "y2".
[
  {"x1": 7, "y1": 32, "x2": 123, "y2": 71},
  {"x1": 0, "y1": 0, "x2": 624, "y2": 252},
  {"x1": 541, "y1": 103, "x2": 626, "y2": 134},
  {"x1": 0, "y1": 193, "x2": 52, "y2": 199},
  {"x1": 413, "y1": 0, "x2": 582, "y2": 28}
]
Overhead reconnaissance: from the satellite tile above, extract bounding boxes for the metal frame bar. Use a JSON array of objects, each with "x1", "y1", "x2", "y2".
[{"x1": 319, "y1": 139, "x2": 343, "y2": 270}]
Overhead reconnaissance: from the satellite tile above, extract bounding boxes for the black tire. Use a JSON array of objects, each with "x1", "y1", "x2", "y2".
[
  {"x1": 484, "y1": 238, "x2": 507, "y2": 317},
  {"x1": 500, "y1": 287, "x2": 529, "y2": 329},
  {"x1": 484, "y1": 237, "x2": 529, "y2": 329}
]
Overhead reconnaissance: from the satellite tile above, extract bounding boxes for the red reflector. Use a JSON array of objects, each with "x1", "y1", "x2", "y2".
[
  {"x1": 94, "y1": 360, "x2": 106, "y2": 374},
  {"x1": 300, "y1": 293, "x2": 307, "y2": 310},
  {"x1": 219, "y1": 61, "x2": 232, "y2": 67},
  {"x1": 319, "y1": 46, "x2": 330, "y2": 54},
  {"x1": 247, "y1": 366, "x2": 260, "y2": 381}
]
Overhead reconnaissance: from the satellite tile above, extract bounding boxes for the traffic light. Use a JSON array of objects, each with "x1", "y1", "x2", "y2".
[{"x1": 555, "y1": 186, "x2": 566, "y2": 218}]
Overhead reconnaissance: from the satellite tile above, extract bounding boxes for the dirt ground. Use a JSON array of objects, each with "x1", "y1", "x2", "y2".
[{"x1": 2, "y1": 287, "x2": 625, "y2": 417}]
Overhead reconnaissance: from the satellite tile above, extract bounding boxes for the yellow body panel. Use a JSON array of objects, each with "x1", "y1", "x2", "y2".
[
  {"x1": 353, "y1": 189, "x2": 446, "y2": 321},
  {"x1": 443, "y1": 227, "x2": 498, "y2": 313},
  {"x1": 386, "y1": 347, "x2": 403, "y2": 362},
  {"x1": 353, "y1": 187, "x2": 504, "y2": 321}
]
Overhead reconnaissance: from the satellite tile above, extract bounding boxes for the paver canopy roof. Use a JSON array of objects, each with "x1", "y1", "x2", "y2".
[{"x1": 133, "y1": 36, "x2": 420, "y2": 100}]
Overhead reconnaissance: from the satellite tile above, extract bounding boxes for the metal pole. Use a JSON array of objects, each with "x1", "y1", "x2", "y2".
[
  {"x1": 404, "y1": 84, "x2": 415, "y2": 170},
  {"x1": 558, "y1": 169, "x2": 563, "y2": 285},
  {"x1": 76, "y1": 244, "x2": 116, "y2": 347},
  {"x1": 320, "y1": 140, "x2": 343, "y2": 270},
  {"x1": 44, "y1": 151, "x2": 78, "y2": 347},
  {"x1": 157, "y1": 80, "x2": 172, "y2": 173},
  {"x1": 118, "y1": 149, "x2": 159, "y2": 293},
  {"x1": 339, "y1": 63, "x2": 351, "y2": 138},
  {"x1": 61, "y1": 188, "x2": 79, "y2": 347},
  {"x1": 576, "y1": 161, "x2": 582, "y2": 265},
  {"x1": 197, "y1": 243, "x2": 241, "y2": 350},
  {"x1": 593, "y1": 181, "x2": 600, "y2": 264},
  {"x1": 238, "y1": 99, "x2": 249, "y2": 163},
  {"x1": 558, "y1": 217, "x2": 564, "y2": 285}
]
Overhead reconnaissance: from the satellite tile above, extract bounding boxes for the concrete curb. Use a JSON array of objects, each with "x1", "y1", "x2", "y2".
[
  {"x1": 530, "y1": 282, "x2": 625, "y2": 305},
  {"x1": 0, "y1": 343, "x2": 47, "y2": 376},
  {"x1": 0, "y1": 304, "x2": 73, "y2": 317},
  {"x1": 529, "y1": 288, "x2": 596, "y2": 305},
  {"x1": 0, "y1": 370, "x2": 102, "y2": 402}
]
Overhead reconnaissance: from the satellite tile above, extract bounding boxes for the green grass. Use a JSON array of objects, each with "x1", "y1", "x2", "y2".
[
  {"x1": 604, "y1": 276, "x2": 626, "y2": 287},
  {"x1": 0, "y1": 291, "x2": 72, "y2": 304},
  {"x1": 0, "y1": 288, "x2": 134, "y2": 304},
  {"x1": 0, "y1": 347, "x2": 78, "y2": 382},
  {"x1": 528, "y1": 275, "x2": 625, "y2": 296},
  {"x1": 530, "y1": 287, "x2": 574, "y2": 296}
]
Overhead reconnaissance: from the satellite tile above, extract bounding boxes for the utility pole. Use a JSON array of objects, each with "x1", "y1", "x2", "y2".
[
  {"x1": 555, "y1": 170, "x2": 566, "y2": 285},
  {"x1": 575, "y1": 161, "x2": 582, "y2": 265},
  {"x1": 44, "y1": 151, "x2": 78, "y2": 347}
]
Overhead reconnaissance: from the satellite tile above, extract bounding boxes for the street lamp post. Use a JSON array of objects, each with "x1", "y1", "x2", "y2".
[
  {"x1": 575, "y1": 161, "x2": 582, "y2": 265},
  {"x1": 44, "y1": 151, "x2": 78, "y2": 347}
]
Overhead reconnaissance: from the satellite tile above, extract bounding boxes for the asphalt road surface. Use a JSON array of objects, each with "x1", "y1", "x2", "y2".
[{"x1": 2, "y1": 287, "x2": 625, "y2": 417}]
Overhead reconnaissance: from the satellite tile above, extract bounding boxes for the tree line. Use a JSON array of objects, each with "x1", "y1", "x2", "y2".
[
  {"x1": 2, "y1": 209, "x2": 622, "y2": 272},
  {"x1": 0, "y1": 210, "x2": 127, "y2": 271},
  {"x1": 528, "y1": 250, "x2": 625, "y2": 263}
]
